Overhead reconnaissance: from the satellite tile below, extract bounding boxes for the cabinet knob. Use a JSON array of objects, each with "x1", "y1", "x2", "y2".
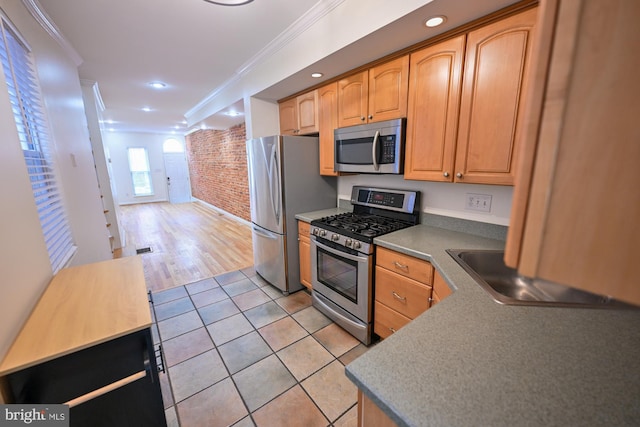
[
  {"x1": 368, "y1": 115, "x2": 373, "y2": 120},
  {"x1": 456, "y1": 172, "x2": 463, "y2": 179},
  {"x1": 443, "y1": 172, "x2": 450, "y2": 178},
  {"x1": 360, "y1": 116, "x2": 366, "y2": 121}
]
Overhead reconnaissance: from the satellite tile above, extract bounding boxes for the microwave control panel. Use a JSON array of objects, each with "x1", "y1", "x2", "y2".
[{"x1": 379, "y1": 136, "x2": 396, "y2": 163}]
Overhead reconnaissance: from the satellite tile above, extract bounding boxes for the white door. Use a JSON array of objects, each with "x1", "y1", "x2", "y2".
[{"x1": 163, "y1": 152, "x2": 191, "y2": 204}]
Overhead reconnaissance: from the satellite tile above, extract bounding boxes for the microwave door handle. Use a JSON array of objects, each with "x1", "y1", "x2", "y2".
[{"x1": 371, "y1": 130, "x2": 380, "y2": 171}]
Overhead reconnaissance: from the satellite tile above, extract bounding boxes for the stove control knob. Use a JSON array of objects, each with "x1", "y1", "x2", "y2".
[
  {"x1": 353, "y1": 241, "x2": 361, "y2": 249},
  {"x1": 319, "y1": 230, "x2": 327, "y2": 237},
  {"x1": 331, "y1": 234, "x2": 340, "y2": 242},
  {"x1": 345, "y1": 239, "x2": 353, "y2": 248},
  {"x1": 312, "y1": 228, "x2": 318, "y2": 236}
]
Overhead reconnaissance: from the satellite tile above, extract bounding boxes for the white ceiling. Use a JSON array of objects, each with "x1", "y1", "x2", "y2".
[{"x1": 35, "y1": 0, "x2": 523, "y2": 135}]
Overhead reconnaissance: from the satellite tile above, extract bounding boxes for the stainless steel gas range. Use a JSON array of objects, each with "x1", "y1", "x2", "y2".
[{"x1": 310, "y1": 186, "x2": 420, "y2": 345}]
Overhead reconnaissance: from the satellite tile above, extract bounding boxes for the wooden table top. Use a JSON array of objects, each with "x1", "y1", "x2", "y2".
[{"x1": 0, "y1": 256, "x2": 151, "y2": 376}]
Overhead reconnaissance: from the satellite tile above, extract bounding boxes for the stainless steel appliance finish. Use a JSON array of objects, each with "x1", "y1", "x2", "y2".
[
  {"x1": 247, "y1": 135, "x2": 336, "y2": 295},
  {"x1": 447, "y1": 249, "x2": 638, "y2": 309},
  {"x1": 311, "y1": 186, "x2": 420, "y2": 344},
  {"x1": 334, "y1": 118, "x2": 406, "y2": 174}
]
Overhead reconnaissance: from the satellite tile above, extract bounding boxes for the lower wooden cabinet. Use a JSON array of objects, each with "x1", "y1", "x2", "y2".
[
  {"x1": 431, "y1": 269, "x2": 453, "y2": 306},
  {"x1": 358, "y1": 389, "x2": 398, "y2": 427},
  {"x1": 374, "y1": 247, "x2": 433, "y2": 338},
  {"x1": 298, "y1": 220, "x2": 312, "y2": 290}
]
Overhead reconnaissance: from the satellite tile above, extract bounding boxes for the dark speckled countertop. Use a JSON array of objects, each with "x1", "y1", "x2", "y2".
[{"x1": 342, "y1": 225, "x2": 640, "y2": 427}]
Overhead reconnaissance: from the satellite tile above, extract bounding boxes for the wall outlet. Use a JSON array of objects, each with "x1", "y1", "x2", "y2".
[{"x1": 466, "y1": 193, "x2": 492, "y2": 213}]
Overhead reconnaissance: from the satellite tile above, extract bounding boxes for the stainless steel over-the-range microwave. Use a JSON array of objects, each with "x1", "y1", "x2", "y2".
[
  {"x1": 334, "y1": 119, "x2": 406, "y2": 174},
  {"x1": 334, "y1": 118, "x2": 406, "y2": 174}
]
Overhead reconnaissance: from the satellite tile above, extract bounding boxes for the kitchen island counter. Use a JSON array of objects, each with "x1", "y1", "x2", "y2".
[{"x1": 346, "y1": 224, "x2": 640, "y2": 427}]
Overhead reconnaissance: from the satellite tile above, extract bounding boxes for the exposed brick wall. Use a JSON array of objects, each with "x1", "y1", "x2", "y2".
[{"x1": 185, "y1": 123, "x2": 250, "y2": 221}]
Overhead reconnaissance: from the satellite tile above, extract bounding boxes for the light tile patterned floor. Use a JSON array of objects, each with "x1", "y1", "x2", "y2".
[{"x1": 151, "y1": 266, "x2": 369, "y2": 427}]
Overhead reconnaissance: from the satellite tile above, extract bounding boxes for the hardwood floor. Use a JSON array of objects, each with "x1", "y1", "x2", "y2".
[{"x1": 116, "y1": 202, "x2": 254, "y2": 292}]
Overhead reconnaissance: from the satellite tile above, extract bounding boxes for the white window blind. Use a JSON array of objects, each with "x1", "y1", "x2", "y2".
[{"x1": 0, "y1": 18, "x2": 76, "y2": 273}]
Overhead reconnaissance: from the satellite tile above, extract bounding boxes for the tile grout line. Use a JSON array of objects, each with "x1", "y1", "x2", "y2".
[{"x1": 154, "y1": 270, "x2": 361, "y2": 426}]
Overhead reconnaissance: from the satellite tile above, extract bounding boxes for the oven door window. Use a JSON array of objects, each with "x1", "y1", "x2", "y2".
[{"x1": 316, "y1": 246, "x2": 358, "y2": 304}]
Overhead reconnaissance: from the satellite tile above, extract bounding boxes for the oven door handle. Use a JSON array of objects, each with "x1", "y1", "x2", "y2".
[{"x1": 313, "y1": 237, "x2": 369, "y2": 263}]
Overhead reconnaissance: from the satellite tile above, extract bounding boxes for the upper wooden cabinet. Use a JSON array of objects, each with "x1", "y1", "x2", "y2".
[
  {"x1": 505, "y1": 0, "x2": 640, "y2": 306},
  {"x1": 318, "y1": 82, "x2": 339, "y2": 176},
  {"x1": 338, "y1": 56, "x2": 409, "y2": 127},
  {"x1": 404, "y1": 8, "x2": 536, "y2": 185},
  {"x1": 404, "y1": 35, "x2": 465, "y2": 181},
  {"x1": 454, "y1": 8, "x2": 537, "y2": 185},
  {"x1": 279, "y1": 90, "x2": 319, "y2": 135}
]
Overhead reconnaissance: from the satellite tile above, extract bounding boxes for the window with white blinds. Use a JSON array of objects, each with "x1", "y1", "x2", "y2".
[{"x1": 0, "y1": 18, "x2": 76, "y2": 273}]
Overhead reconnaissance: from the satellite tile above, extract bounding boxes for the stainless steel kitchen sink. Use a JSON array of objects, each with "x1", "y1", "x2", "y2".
[{"x1": 447, "y1": 249, "x2": 636, "y2": 308}]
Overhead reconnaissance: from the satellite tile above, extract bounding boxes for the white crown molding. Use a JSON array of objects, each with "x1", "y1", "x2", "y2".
[
  {"x1": 80, "y1": 79, "x2": 105, "y2": 112},
  {"x1": 186, "y1": 0, "x2": 346, "y2": 119},
  {"x1": 21, "y1": 0, "x2": 83, "y2": 66}
]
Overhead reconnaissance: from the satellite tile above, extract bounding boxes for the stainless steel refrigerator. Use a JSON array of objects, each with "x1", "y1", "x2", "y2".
[{"x1": 246, "y1": 135, "x2": 336, "y2": 294}]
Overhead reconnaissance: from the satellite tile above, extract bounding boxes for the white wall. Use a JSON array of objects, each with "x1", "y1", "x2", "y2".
[
  {"x1": 338, "y1": 175, "x2": 513, "y2": 226},
  {"x1": 0, "y1": 1, "x2": 112, "y2": 360},
  {"x1": 104, "y1": 132, "x2": 186, "y2": 205}
]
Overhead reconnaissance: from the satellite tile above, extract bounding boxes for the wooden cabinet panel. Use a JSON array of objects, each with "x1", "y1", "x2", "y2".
[
  {"x1": 405, "y1": 35, "x2": 465, "y2": 181},
  {"x1": 375, "y1": 267, "x2": 431, "y2": 319},
  {"x1": 279, "y1": 91, "x2": 318, "y2": 135},
  {"x1": 318, "y1": 82, "x2": 339, "y2": 176},
  {"x1": 279, "y1": 98, "x2": 298, "y2": 136},
  {"x1": 455, "y1": 8, "x2": 537, "y2": 185},
  {"x1": 297, "y1": 90, "x2": 319, "y2": 134},
  {"x1": 338, "y1": 56, "x2": 409, "y2": 127},
  {"x1": 368, "y1": 56, "x2": 409, "y2": 123},
  {"x1": 373, "y1": 301, "x2": 411, "y2": 340},
  {"x1": 358, "y1": 389, "x2": 398, "y2": 427},
  {"x1": 506, "y1": 0, "x2": 640, "y2": 306},
  {"x1": 298, "y1": 221, "x2": 312, "y2": 290},
  {"x1": 376, "y1": 246, "x2": 433, "y2": 284},
  {"x1": 338, "y1": 71, "x2": 368, "y2": 127},
  {"x1": 431, "y1": 269, "x2": 453, "y2": 307}
]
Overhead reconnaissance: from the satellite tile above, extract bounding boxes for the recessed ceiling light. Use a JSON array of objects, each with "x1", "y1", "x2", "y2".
[
  {"x1": 425, "y1": 15, "x2": 446, "y2": 28},
  {"x1": 202, "y1": 0, "x2": 254, "y2": 5},
  {"x1": 224, "y1": 111, "x2": 243, "y2": 117},
  {"x1": 142, "y1": 107, "x2": 152, "y2": 112},
  {"x1": 149, "y1": 81, "x2": 167, "y2": 89},
  {"x1": 311, "y1": 72, "x2": 323, "y2": 78}
]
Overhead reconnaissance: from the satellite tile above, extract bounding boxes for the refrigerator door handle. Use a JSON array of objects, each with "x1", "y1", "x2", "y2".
[
  {"x1": 269, "y1": 144, "x2": 281, "y2": 224},
  {"x1": 252, "y1": 225, "x2": 278, "y2": 239}
]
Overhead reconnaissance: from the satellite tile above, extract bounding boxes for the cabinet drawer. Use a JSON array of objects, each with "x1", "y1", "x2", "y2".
[
  {"x1": 298, "y1": 220, "x2": 310, "y2": 237},
  {"x1": 374, "y1": 301, "x2": 411, "y2": 339},
  {"x1": 375, "y1": 266, "x2": 431, "y2": 319},
  {"x1": 376, "y1": 247, "x2": 433, "y2": 284}
]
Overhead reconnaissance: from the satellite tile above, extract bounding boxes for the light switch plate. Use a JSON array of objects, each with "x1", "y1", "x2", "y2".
[{"x1": 466, "y1": 193, "x2": 492, "y2": 212}]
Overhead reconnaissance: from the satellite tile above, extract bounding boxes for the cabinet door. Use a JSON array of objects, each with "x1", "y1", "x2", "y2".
[
  {"x1": 508, "y1": 0, "x2": 640, "y2": 306},
  {"x1": 404, "y1": 36, "x2": 465, "y2": 181},
  {"x1": 297, "y1": 90, "x2": 319, "y2": 134},
  {"x1": 279, "y1": 98, "x2": 298, "y2": 135},
  {"x1": 358, "y1": 389, "x2": 398, "y2": 427},
  {"x1": 298, "y1": 221, "x2": 312, "y2": 290},
  {"x1": 338, "y1": 70, "x2": 368, "y2": 127},
  {"x1": 455, "y1": 8, "x2": 537, "y2": 185},
  {"x1": 318, "y1": 82, "x2": 338, "y2": 176},
  {"x1": 368, "y1": 55, "x2": 409, "y2": 123}
]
